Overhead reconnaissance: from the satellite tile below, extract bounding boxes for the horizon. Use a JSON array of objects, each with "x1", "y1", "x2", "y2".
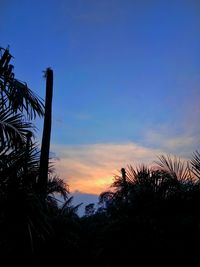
[{"x1": 1, "y1": 0, "x2": 200, "y2": 201}]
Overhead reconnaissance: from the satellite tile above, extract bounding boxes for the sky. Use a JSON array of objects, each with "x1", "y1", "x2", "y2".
[{"x1": 1, "y1": 0, "x2": 200, "y2": 207}]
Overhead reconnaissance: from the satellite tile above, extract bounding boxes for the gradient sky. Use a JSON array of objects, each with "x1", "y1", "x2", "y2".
[{"x1": 1, "y1": 0, "x2": 200, "y2": 198}]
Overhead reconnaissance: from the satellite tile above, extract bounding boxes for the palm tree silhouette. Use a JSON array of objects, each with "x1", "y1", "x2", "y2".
[
  {"x1": 0, "y1": 48, "x2": 69, "y2": 263},
  {"x1": 0, "y1": 47, "x2": 44, "y2": 149}
]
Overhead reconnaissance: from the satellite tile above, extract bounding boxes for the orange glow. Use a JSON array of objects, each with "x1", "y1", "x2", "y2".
[
  {"x1": 51, "y1": 143, "x2": 164, "y2": 195},
  {"x1": 69, "y1": 176, "x2": 113, "y2": 195},
  {"x1": 55, "y1": 158, "x2": 114, "y2": 194}
]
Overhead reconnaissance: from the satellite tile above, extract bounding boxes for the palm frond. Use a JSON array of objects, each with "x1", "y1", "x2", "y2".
[
  {"x1": 190, "y1": 151, "x2": 200, "y2": 179},
  {"x1": 155, "y1": 154, "x2": 190, "y2": 181},
  {"x1": 98, "y1": 191, "x2": 114, "y2": 208},
  {"x1": 125, "y1": 164, "x2": 137, "y2": 183},
  {"x1": 0, "y1": 48, "x2": 44, "y2": 120},
  {"x1": 47, "y1": 176, "x2": 69, "y2": 199},
  {"x1": 59, "y1": 196, "x2": 82, "y2": 217},
  {"x1": 8, "y1": 79, "x2": 44, "y2": 119},
  {"x1": 0, "y1": 107, "x2": 33, "y2": 148},
  {"x1": 0, "y1": 143, "x2": 40, "y2": 191}
]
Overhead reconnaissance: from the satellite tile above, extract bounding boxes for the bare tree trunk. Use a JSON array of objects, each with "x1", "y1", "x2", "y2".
[
  {"x1": 38, "y1": 68, "x2": 53, "y2": 197},
  {"x1": 121, "y1": 168, "x2": 128, "y2": 201}
]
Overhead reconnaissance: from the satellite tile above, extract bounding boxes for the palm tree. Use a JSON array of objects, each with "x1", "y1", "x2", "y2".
[
  {"x1": 0, "y1": 47, "x2": 44, "y2": 118},
  {"x1": 0, "y1": 48, "x2": 71, "y2": 261},
  {"x1": 0, "y1": 140, "x2": 69, "y2": 260},
  {"x1": 0, "y1": 47, "x2": 44, "y2": 149},
  {"x1": 100, "y1": 156, "x2": 196, "y2": 216}
]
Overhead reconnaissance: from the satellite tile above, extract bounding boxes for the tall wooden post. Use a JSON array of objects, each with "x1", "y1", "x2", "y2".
[{"x1": 38, "y1": 68, "x2": 53, "y2": 197}]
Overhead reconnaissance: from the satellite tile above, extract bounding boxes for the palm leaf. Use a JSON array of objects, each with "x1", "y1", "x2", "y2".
[
  {"x1": 0, "y1": 143, "x2": 40, "y2": 191},
  {"x1": 7, "y1": 79, "x2": 44, "y2": 119},
  {"x1": 0, "y1": 48, "x2": 44, "y2": 120},
  {"x1": 0, "y1": 107, "x2": 33, "y2": 148},
  {"x1": 47, "y1": 176, "x2": 69, "y2": 199},
  {"x1": 155, "y1": 154, "x2": 190, "y2": 181},
  {"x1": 190, "y1": 151, "x2": 200, "y2": 179}
]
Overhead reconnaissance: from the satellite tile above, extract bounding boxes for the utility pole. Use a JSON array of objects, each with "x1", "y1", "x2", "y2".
[{"x1": 38, "y1": 68, "x2": 53, "y2": 198}]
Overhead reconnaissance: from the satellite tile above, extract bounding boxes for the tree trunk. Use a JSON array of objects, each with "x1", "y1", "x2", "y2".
[
  {"x1": 121, "y1": 168, "x2": 128, "y2": 201},
  {"x1": 38, "y1": 68, "x2": 53, "y2": 197}
]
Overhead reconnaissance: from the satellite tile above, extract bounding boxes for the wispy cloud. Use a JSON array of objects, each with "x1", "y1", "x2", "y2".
[
  {"x1": 144, "y1": 130, "x2": 200, "y2": 156},
  {"x1": 51, "y1": 125, "x2": 200, "y2": 195},
  {"x1": 74, "y1": 112, "x2": 92, "y2": 121},
  {"x1": 51, "y1": 142, "x2": 164, "y2": 194},
  {"x1": 68, "y1": 0, "x2": 126, "y2": 23},
  {"x1": 142, "y1": 82, "x2": 200, "y2": 156}
]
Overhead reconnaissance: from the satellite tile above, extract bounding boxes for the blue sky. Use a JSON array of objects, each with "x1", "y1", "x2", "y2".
[{"x1": 1, "y1": 0, "x2": 200, "y2": 196}]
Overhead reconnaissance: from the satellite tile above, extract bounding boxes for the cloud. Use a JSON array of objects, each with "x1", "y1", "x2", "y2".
[
  {"x1": 54, "y1": 118, "x2": 63, "y2": 124},
  {"x1": 51, "y1": 142, "x2": 164, "y2": 195},
  {"x1": 144, "y1": 129, "x2": 200, "y2": 156},
  {"x1": 73, "y1": 112, "x2": 92, "y2": 121},
  {"x1": 58, "y1": 0, "x2": 137, "y2": 26},
  {"x1": 51, "y1": 123, "x2": 200, "y2": 195},
  {"x1": 141, "y1": 80, "x2": 200, "y2": 157},
  {"x1": 50, "y1": 79, "x2": 200, "y2": 195}
]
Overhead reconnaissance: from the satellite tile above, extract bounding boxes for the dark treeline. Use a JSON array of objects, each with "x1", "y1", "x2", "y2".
[{"x1": 0, "y1": 48, "x2": 200, "y2": 266}]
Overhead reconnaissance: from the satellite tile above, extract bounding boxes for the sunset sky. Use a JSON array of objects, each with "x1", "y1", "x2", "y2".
[{"x1": 1, "y1": 0, "x2": 200, "y2": 200}]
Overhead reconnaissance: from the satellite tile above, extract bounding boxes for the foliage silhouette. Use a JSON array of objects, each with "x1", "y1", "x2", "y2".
[
  {"x1": 89, "y1": 156, "x2": 200, "y2": 266},
  {"x1": 0, "y1": 47, "x2": 200, "y2": 266},
  {"x1": 0, "y1": 48, "x2": 44, "y2": 149},
  {"x1": 0, "y1": 48, "x2": 71, "y2": 264}
]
